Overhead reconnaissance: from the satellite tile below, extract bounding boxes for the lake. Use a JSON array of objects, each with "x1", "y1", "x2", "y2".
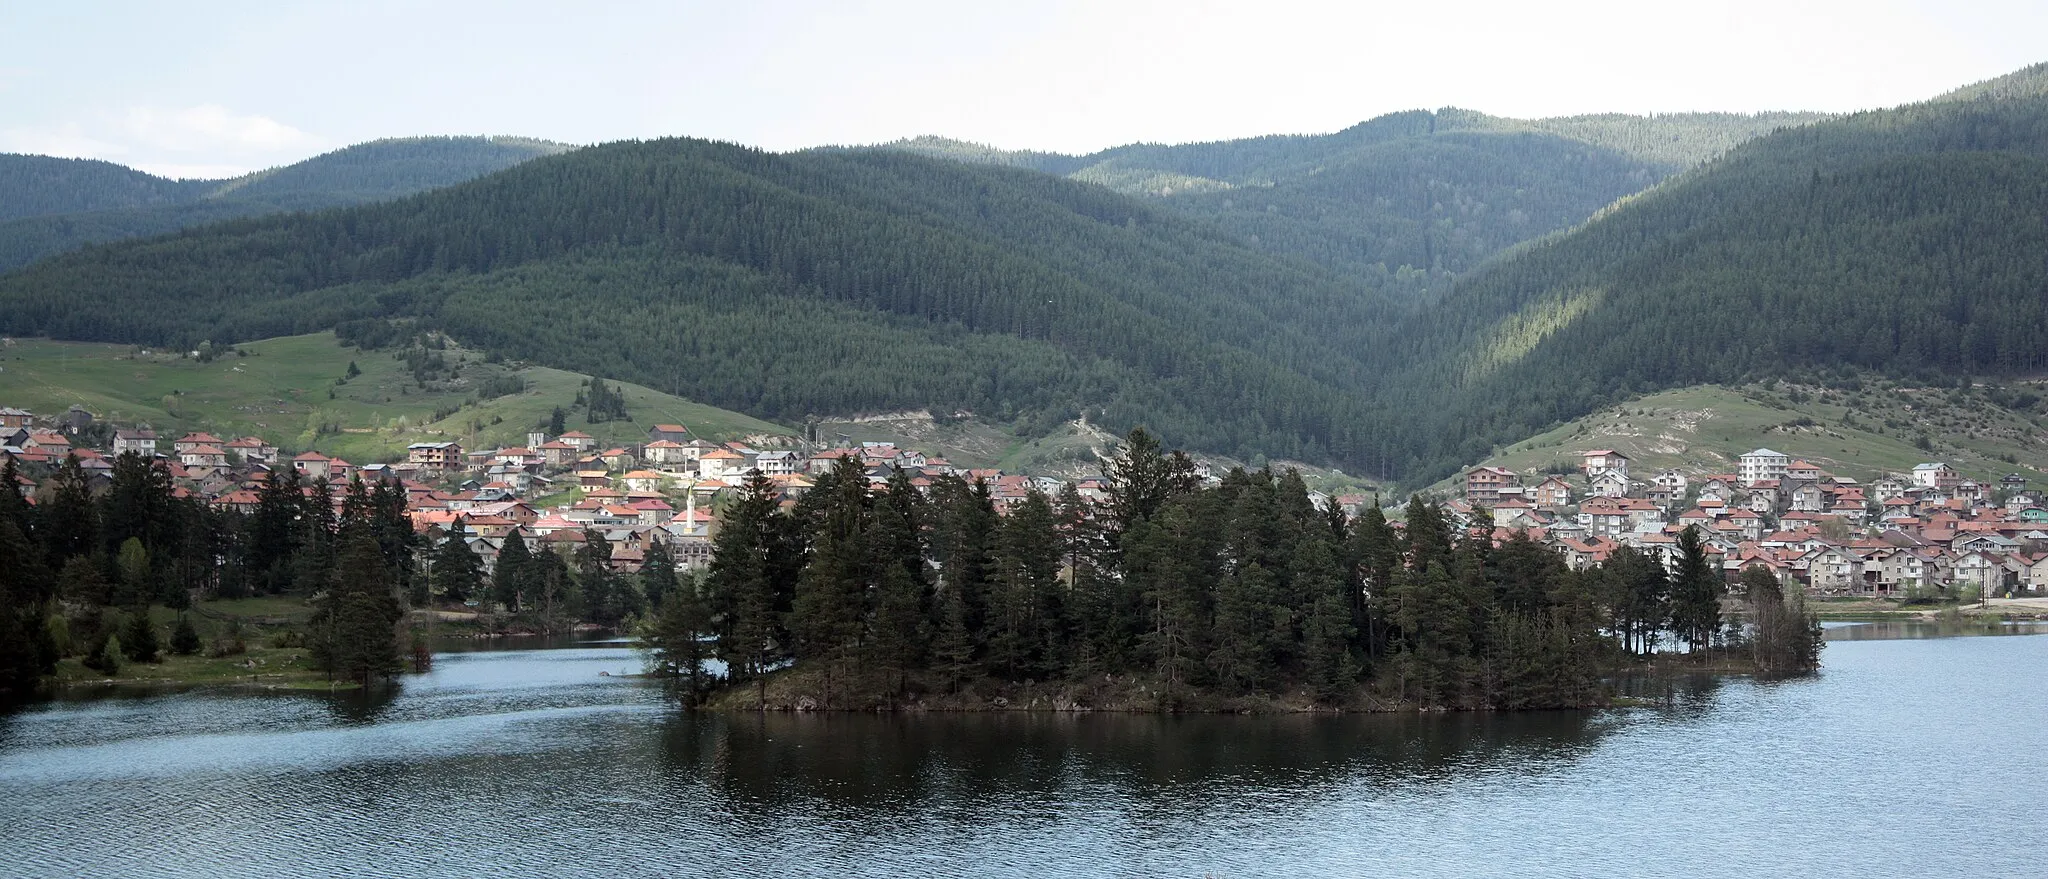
[{"x1": 3, "y1": 626, "x2": 2043, "y2": 878}]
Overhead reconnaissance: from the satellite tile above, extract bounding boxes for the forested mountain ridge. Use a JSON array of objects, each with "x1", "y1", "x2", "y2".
[
  {"x1": 0, "y1": 136, "x2": 572, "y2": 271},
  {"x1": 1364, "y1": 79, "x2": 2048, "y2": 483},
  {"x1": 877, "y1": 109, "x2": 1826, "y2": 289},
  {"x1": 1932, "y1": 61, "x2": 2048, "y2": 103},
  {"x1": 0, "y1": 155, "x2": 213, "y2": 221},
  {"x1": 0, "y1": 138, "x2": 1395, "y2": 468}
]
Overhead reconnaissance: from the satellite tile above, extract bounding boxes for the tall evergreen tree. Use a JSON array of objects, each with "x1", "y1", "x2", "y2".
[
  {"x1": 645, "y1": 564, "x2": 713, "y2": 703},
  {"x1": 787, "y1": 458, "x2": 872, "y2": 703},
  {"x1": 928, "y1": 475, "x2": 998, "y2": 669},
  {"x1": 0, "y1": 519, "x2": 58, "y2": 704},
  {"x1": 705, "y1": 472, "x2": 785, "y2": 695},
  {"x1": 0, "y1": 455, "x2": 32, "y2": 535},
  {"x1": 369, "y1": 478, "x2": 419, "y2": 602},
  {"x1": 984, "y1": 490, "x2": 1063, "y2": 680},
  {"x1": 310, "y1": 532, "x2": 404, "y2": 685},
  {"x1": 243, "y1": 468, "x2": 303, "y2": 594},
  {"x1": 1602, "y1": 546, "x2": 1671, "y2": 656},
  {"x1": 493, "y1": 529, "x2": 532, "y2": 612},
  {"x1": 1293, "y1": 533, "x2": 1359, "y2": 700},
  {"x1": 40, "y1": 455, "x2": 98, "y2": 569},
  {"x1": 1102, "y1": 427, "x2": 1199, "y2": 547},
  {"x1": 641, "y1": 536, "x2": 680, "y2": 612},
  {"x1": 429, "y1": 519, "x2": 483, "y2": 605},
  {"x1": 1668, "y1": 527, "x2": 1724, "y2": 653}
]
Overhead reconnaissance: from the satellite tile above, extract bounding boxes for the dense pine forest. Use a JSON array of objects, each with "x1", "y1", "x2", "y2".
[
  {"x1": 884, "y1": 108, "x2": 1825, "y2": 291},
  {"x1": 1367, "y1": 85, "x2": 2048, "y2": 483},
  {"x1": 0, "y1": 139, "x2": 1397, "y2": 466},
  {"x1": 0, "y1": 155, "x2": 214, "y2": 221},
  {"x1": 0, "y1": 136, "x2": 569, "y2": 271},
  {"x1": 644, "y1": 431, "x2": 1822, "y2": 712}
]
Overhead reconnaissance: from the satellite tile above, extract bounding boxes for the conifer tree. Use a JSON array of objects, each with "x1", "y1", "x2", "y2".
[
  {"x1": 787, "y1": 461, "x2": 871, "y2": 703},
  {"x1": 705, "y1": 472, "x2": 785, "y2": 694},
  {"x1": 1738, "y1": 567, "x2": 1821, "y2": 676},
  {"x1": 292, "y1": 479, "x2": 339, "y2": 594},
  {"x1": 1293, "y1": 533, "x2": 1359, "y2": 700},
  {"x1": 0, "y1": 520, "x2": 59, "y2": 702},
  {"x1": 101, "y1": 452, "x2": 176, "y2": 564},
  {"x1": 40, "y1": 455, "x2": 98, "y2": 568},
  {"x1": 310, "y1": 532, "x2": 404, "y2": 685},
  {"x1": 1602, "y1": 546, "x2": 1671, "y2": 655},
  {"x1": 1349, "y1": 503, "x2": 1399, "y2": 659},
  {"x1": 1126, "y1": 500, "x2": 1214, "y2": 693},
  {"x1": 244, "y1": 469, "x2": 303, "y2": 594},
  {"x1": 170, "y1": 614, "x2": 202, "y2": 656},
  {"x1": 0, "y1": 455, "x2": 31, "y2": 535},
  {"x1": 429, "y1": 520, "x2": 483, "y2": 605},
  {"x1": 984, "y1": 490, "x2": 1063, "y2": 680},
  {"x1": 121, "y1": 609, "x2": 161, "y2": 663},
  {"x1": 928, "y1": 475, "x2": 998, "y2": 664},
  {"x1": 1668, "y1": 526, "x2": 1724, "y2": 653},
  {"x1": 493, "y1": 529, "x2": 532, "y2": 611},
  {"x1": 646, "y1": 565, "x2": 713, "y2": 702},
  {"x1": 1103, "y1": 427, "x2": 1199, "y2": 547},
  {"x1": 369, "y1": 478, "x2": 419, "y2": 601},
  {"x1": 60, "y1": 554, "x2": 111, "y2": 607},
  {"x1": 641, "y1": 536, "x2": 679, "y2": 612},
  {"x1": 573, "y1": 528, "x2": 616, "y2": 624}
]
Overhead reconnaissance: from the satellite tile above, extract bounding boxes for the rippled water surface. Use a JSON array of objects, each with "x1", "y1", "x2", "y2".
[{"x1": 3, "y1": 629, "x2": 2044, "y2": 878}]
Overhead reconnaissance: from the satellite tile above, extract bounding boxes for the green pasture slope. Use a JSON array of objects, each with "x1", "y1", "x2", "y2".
[
  {"x1": 1432, "y1": 383, "x2": 2048, "y2": 495},
  {"x1": 0, "y1": 333, "x2": 790, "y2": 462}
]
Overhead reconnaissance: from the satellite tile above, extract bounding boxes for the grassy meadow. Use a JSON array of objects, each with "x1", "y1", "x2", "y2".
[{"x1": 0, "y1": 333, "x2": 791, "y2": 462}]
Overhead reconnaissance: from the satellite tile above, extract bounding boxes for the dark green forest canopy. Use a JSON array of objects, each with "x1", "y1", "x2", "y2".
[
  {"x1": 1368, "y1": 91, "x2": 2048, "y2": 484},
  {"x1": 878, "y1": 108, "x2": 1829, "y2": 291},
  {"x1": 0, "y1": 139, "x2": 1398, "y2": 467}
]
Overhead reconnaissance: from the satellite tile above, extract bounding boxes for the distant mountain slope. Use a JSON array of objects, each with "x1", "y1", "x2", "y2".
[
  {"x1": 0, "y1": 139, "x2": 1395, "y2": 468},
  {"x1": 0, "y1": 136, "x2": 572, "y2": 271},
  {"x1": 880, "y1": 109, "x2": 1825, "y2": 290},
  {"x1": 1365, "y1": 81, "x2": 2048, "y2": 484},
  {"x1": 0, "y1": 154, "x2": 212, "y2": 221}
]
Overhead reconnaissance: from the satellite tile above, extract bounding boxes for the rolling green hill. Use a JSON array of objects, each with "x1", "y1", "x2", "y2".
[
  {"x1": 881, "y1": 109, "x2": 1825, "y2": 291},
  {"x1": 0, "y1": 136, "x2": 572, "y2": 271},
  {"x1": 0, "y1": 139, "x2": 1395, "y2": 470},
  {"x1": 0, "y1": 333, "x2": 789, "y2": 462}
]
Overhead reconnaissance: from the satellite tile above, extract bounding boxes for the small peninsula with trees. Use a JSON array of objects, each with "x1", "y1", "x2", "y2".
[{"x1": 646, "y1": 429, "x2": 1823, "y2": 713}]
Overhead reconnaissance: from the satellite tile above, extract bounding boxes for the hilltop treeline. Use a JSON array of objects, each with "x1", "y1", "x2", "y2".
[
  {"x1": 646, "y1": 429, "x2": 1818, "y2": 711},
  {"x1": 889, "y1": 107, "x2": 1824, "y2": 290}
]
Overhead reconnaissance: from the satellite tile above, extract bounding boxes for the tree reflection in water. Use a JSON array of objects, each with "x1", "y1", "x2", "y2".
[{"x1": 657, "y1": 709, "x2": 1623, "y2": 820}]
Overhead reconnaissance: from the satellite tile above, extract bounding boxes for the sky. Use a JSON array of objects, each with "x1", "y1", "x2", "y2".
[{"x1": 3, "y1": 0, "x2": 2044, "y2": 179}]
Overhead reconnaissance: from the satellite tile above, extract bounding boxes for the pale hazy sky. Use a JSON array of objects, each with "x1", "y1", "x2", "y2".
[{"x1": 3, "y1": 0, "x2": 2043, "y2": 179}]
